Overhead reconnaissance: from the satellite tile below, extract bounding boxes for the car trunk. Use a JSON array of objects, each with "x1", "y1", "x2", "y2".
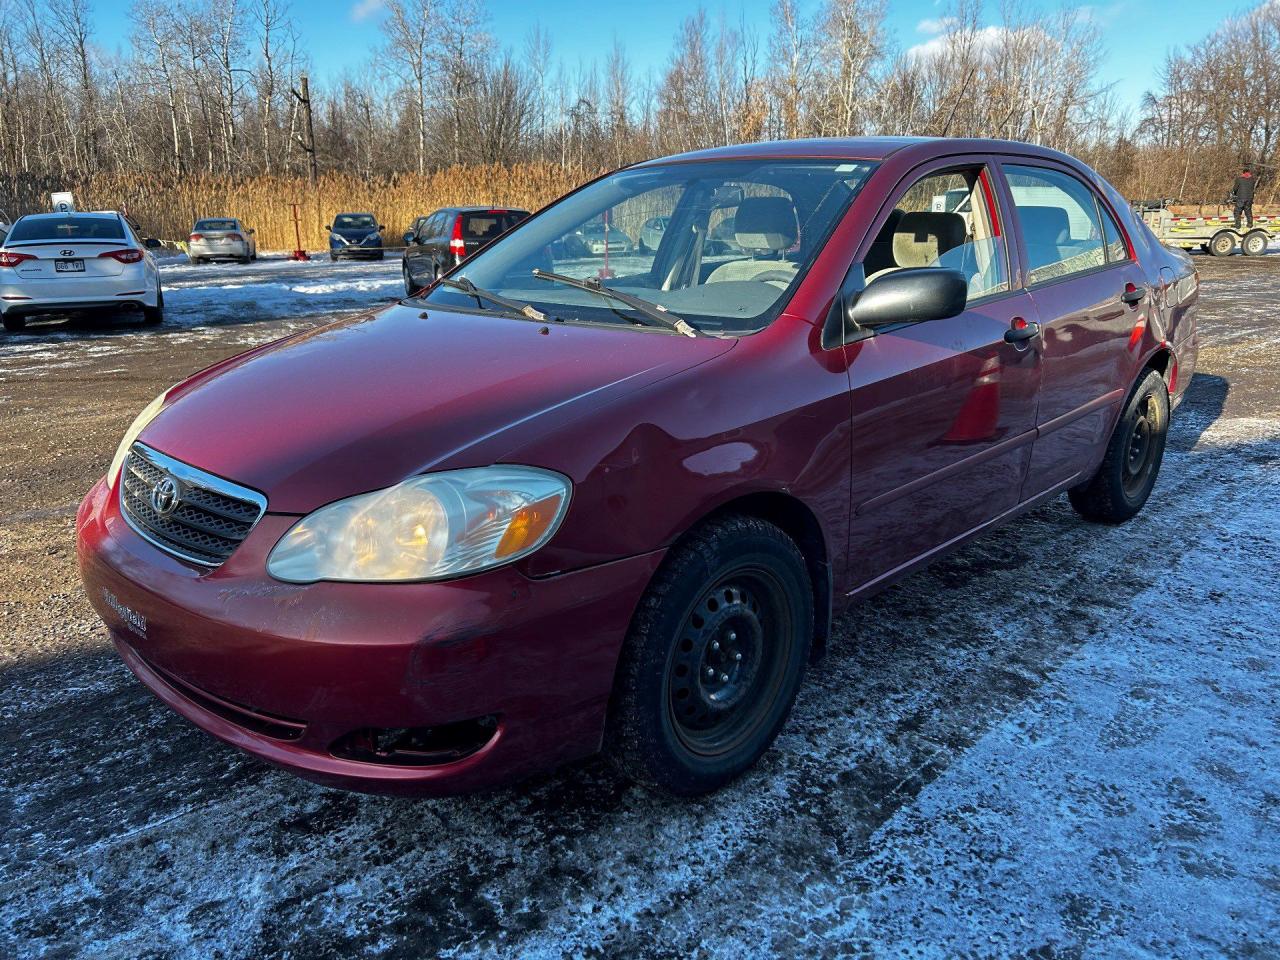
[{"x1": 7, "y1": 242, "x2": 128, "y2": 279}]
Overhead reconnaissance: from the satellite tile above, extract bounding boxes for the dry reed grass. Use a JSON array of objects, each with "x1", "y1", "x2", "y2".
[{"x1": 34, "y1": 163, "x2": 599, "y2": 251}]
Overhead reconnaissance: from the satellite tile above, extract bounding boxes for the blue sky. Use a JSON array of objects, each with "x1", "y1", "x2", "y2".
[{"x1": 91, "y1": 0, "x2": 1243, "y2": 115}]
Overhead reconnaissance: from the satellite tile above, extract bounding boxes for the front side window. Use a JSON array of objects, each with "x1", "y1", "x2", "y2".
[
  {"x1": 421, "y1": 159, "x2": 877, "y2": 336},
  {"x1": 1005, "y1": 165, "x2": 1108, "y2": 284},
  {"x1": 861, "y1": 166, "x2": 1009, "y2": 302}
]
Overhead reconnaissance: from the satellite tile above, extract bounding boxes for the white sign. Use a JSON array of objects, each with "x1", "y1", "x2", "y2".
[{"x1": 51, "y1": 191, "x2": 75, "y2": 213}]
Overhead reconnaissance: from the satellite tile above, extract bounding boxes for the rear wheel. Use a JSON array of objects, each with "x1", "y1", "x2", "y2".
[
  {"x1": 2, "y1": 313, "x2": 26, "y2": 332},
  {"x1": 1242, "y1": 230, "x2": 1269, "y2": 256},
  {"x1": 1209, "y1": 231, "x2": 1236, "y2": 257},
  {"x1": 1068, "y1": 369, "x2": 1169, "y2": 524},
  {"x1": 605, "y1": 516, "x2": 813, "y2": 796},
  {"x1": 142, "y1": 285, "x2": 164, "y2": 325}
]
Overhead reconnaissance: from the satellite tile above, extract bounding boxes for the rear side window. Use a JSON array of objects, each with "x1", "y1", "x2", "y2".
[
  {"x1": 1004, "y1": 165, "x2": 1107, "y2": 284},
  {"x1": 461, "y1": 212, "x2": 523, "y2": 240},
  {"x1": 8, "y1": 216, "x2": 125, "y2": 243},
  {"x1": 1099, "y1": 204, "x2": 1129, "y2": 262}
]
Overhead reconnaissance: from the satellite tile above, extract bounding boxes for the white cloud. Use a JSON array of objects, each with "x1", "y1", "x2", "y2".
[
  {"x1": 906, "y1": 25, "x2": 1011, "y2": 63},
  {"x1": 916, "y1": 17, "x2": 956, "y2": 36},
  {"x1": 351, "y1": 0, "x2": 384, "y2": 22}
]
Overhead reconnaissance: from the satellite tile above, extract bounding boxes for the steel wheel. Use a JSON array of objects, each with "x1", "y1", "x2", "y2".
[
  {"x1": 1121, "y1": 394, "x2": 1160, "y2": 499},
  {"x1": 666, "y1": 572, "x2": 794, "y2": 757}
]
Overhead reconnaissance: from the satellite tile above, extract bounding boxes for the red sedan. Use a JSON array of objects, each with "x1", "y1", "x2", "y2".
[{"x1": 77, "y1": 138, "x2": 1198, "y2": 796}]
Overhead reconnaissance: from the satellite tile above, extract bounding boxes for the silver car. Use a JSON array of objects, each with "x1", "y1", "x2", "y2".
[
  {"x1": 0, "y1": 211, "x2": 163, "y2": 333},
  {"x1": 188, "y1": 218, "x2": 257, "y2": 264}
]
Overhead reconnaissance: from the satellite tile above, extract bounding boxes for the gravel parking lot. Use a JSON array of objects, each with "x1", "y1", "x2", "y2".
[{"x1": 1, "y1": 254, "x2": 1277, "y2": 959}]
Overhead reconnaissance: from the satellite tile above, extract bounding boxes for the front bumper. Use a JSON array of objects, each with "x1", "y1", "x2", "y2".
[
  {"x1": 331, "y1": 246, "x2": 384, "y2": 259},
  {"x1": 76, "y1": 476, "x2": 662, "y2": 795}
]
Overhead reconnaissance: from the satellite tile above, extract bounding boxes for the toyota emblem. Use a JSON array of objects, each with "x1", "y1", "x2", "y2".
[
  {"x1": 60, "y1": 249, "x2": 75, "y2": 256},
  {"x1": 150, "y1": 476, "x2": 182, "y2": 516}
]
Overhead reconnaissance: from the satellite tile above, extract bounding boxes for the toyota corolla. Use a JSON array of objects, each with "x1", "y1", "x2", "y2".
[{"x1": 77, "y1": 138, "x2": 1198, "y2": 796}]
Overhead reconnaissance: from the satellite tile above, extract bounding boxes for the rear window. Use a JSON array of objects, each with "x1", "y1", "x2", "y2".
[
  {"x1": 195, "y1": 219, "x2": 237, "y2": 231},
  {"x1": 7, "y1": 216, "x2": 125, "y2": 243},
  {"x1": 462, "y1": 212, "x2": 525, "y2": 241}
]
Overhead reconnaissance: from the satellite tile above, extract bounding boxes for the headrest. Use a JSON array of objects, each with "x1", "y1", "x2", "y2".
[
  {"x1": 734, "y1": 197, "x2": 798, "y2": 251},
  {"x1": 892, "y1": 212, "x2": 967, "y2": 268},
  {"x1": 1020, "y1": 206, "x2": 1070, "y2": 246}
]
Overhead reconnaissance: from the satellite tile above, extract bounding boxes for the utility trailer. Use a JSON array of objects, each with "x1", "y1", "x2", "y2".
[{"x1": 1134, "y1": 199, "x2": 1274, "y2": 257}]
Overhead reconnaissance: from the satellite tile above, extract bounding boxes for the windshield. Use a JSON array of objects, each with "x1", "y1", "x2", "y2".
[
  {"x1": 334, "y1": 214, "x2": 376, "y2": 230},
  {"x1": 420, "y1": 159, "x2": 877, "y2": 335},
  {"x1": 195, "y1": 219, "x2": 238, "y2": 231},
  {"x1": 7, "y1": 215, "x2": 125, "y2": 243}
]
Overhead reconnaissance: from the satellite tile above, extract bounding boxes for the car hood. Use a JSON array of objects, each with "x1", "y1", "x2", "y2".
[
  {"x1": 332, "y1": 228, "x2": 379, "y2": 241},
  {"x1": 140, "y1": 302, "x2": 734, "y2": 513}
]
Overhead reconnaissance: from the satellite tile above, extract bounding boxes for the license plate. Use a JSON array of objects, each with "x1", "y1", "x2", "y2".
[{"x1": 55, "y1": 259, "x2": 85, "y2": 272}]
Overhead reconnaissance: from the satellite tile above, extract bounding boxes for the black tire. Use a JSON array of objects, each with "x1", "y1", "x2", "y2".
[
  {"x1": 329, "y1": 252, "x2": 338, "y2": 262},
  {"x1": 191, "y1": 256, "x2": 204, "y2": 265},
  {"x1": 402, "y1": 263, "x2": 416, "y2": 296},
  {"x1": 142, "y1": 285, "x2": 164, "y2": 325},
  {"x1": 1242, "y1": 230, "x2": 1269, "y2": 256},
  {"x1": 2, "y1": 313, "x2": 26, "y2": 332},
  {"x1": 1068, "y1": 369, "x2": 1169, "y2": 524},
  {"x1": 605, "y1": 515, "x2": 814, "y2": 796},
  {"x1": 1208, "y1": 231, "x2": 1236, "y2": 257}
]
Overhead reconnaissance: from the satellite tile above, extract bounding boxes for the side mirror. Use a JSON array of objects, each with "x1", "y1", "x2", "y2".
[
  {"x1": 847, "y1": 267, "x2": 968, "y2": 329},
  {"x1": 247, "y1": 228, "x2": 255, "y2": 235},
  {"x1": 324, "y1": 224, "x2": 332, "y2": 231},
  {"x1": 403, "y1": 231, "x2": 414, "y2": 246},
  {"x1": 143, "y1": 237, "x2": 163, "y2": 250}
]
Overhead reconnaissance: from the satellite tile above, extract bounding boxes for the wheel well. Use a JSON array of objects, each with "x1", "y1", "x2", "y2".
[
  {"x1": 698, "y1": 492, "x2": 833, "y2": 660},
  {"x1": 1144, "y1": 346, "x2": 1173, "y2": 386}
]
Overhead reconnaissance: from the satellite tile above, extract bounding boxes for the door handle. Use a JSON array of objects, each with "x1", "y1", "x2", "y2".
[
  {"x1": 1004, "y1": 318, "x2": 1040, "y2": 344},
  {"x1": 1121, "y1": 283, "x2": 1145, "y2": 305}
]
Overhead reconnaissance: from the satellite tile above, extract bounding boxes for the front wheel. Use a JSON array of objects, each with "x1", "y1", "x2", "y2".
[
  {"x1": 605, "y1": 516, "x2": 814, "y2": 796},
  {"x1": 402, "y1": 263, "x2": 417, "y2": 296},
  {"x1": 1209, "y1": 231, "x2": 1236, "y2": 257},
  {"x1": 2, "y1": 313, "x2": 26, "y2": 332},
  {"x1": 1068, "y1": 368, "x2": 1169, "y2": 524}
]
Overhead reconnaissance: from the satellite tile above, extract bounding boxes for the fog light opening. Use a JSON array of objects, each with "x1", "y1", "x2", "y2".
[{"x1": 329, "y1": 715, "x2": 498, "y2": 766}]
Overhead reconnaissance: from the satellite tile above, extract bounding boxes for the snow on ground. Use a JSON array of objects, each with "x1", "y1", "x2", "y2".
[{"x1": 0, "y1": 252, "x2": 1278, "y2": 959}]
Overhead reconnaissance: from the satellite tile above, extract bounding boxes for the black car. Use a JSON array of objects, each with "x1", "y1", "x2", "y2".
[
  {"x1": 402, "y1": 206, "x2": 528, "y2": 294},
  {"x1": 328, "y1": 212, "x2": 384, "y2": 261}
]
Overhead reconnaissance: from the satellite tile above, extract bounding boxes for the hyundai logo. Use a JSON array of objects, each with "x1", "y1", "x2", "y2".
[
  {"x1": 60, "y1": 249, "x2": 75, "y2": 256},
  {"x1": 150, "y1": 476, "x2": 182, "y2": 516}
]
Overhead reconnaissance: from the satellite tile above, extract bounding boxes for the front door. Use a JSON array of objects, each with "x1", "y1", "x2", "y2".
[
  {"x1": 843, "y1": 160, "x2": 1042, "y2": 591},
  {"x1": 997, "y1": 162, "x2": 1148, "y2": 498}
]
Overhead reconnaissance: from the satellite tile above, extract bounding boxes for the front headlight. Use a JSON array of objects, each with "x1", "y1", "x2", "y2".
[
  {"x1": 108, "y1": 391, "x2": 168, "y2": 483},
  {"x1": 266, "y1": 466, "x2": 571, "y2": 583}
]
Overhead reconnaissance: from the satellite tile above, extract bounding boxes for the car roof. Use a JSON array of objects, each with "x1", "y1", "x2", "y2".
[
  {"x1": 17, "y1": 211, "x2": 122, "y2": 222},
  {"x1": 634, "y1": 136, "x2": 1077, "y2": 166}
]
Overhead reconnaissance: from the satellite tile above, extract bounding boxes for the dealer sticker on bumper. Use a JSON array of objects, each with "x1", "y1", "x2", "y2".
[{"x1": 102, "y1": 588, "x2": 147, "y2": 638}]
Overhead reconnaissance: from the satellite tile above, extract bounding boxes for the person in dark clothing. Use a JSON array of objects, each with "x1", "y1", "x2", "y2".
[{"x1": 1232, "y1": 167, "x2": 1256, "y2": 229}]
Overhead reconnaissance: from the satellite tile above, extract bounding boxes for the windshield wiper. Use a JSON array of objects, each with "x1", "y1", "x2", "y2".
[
  {"x1": 530, "y1": 268, "x2": 700, "y2": 337},
  {"x1": 437, "y1": 276, "x2": 546, "y2": 321}
]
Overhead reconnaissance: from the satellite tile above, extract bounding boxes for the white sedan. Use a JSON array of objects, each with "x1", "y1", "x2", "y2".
[
  {"x1": 188, "y1": 217, "x2": 257, "y2": 264},
  {"x1": 0, "y1": 211, "x2": 163, "y2": 333}
]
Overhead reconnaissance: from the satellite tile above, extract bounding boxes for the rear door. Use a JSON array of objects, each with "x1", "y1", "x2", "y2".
[
  {"x1": 843, "y1": 157, "x2": 1043, "y2": 589},
  {"x1": 996, "y1": 161, "x2": 1148, "y2": 498}
]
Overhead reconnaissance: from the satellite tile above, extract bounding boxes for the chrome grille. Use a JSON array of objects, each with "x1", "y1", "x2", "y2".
[{"x1": 119, "y1": 443, "x2": 267, "y2": 567}]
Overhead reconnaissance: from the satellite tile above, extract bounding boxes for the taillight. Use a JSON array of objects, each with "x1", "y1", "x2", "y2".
[
  {"x1": 99, "y1": 249, "x2": 144, "y2": 264},
  {"x1": 450, "y1": 216, "x2": 466, "y2": 259},
  {"x1": 190, "y1": 233, "x2": 204, "y2": 242},
  {"x1": 226, "y1": 232, "x2": 243, "y2": 242},
  {"x1": 0, "y1": 251, "x2": 35, "y2": 267}
]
